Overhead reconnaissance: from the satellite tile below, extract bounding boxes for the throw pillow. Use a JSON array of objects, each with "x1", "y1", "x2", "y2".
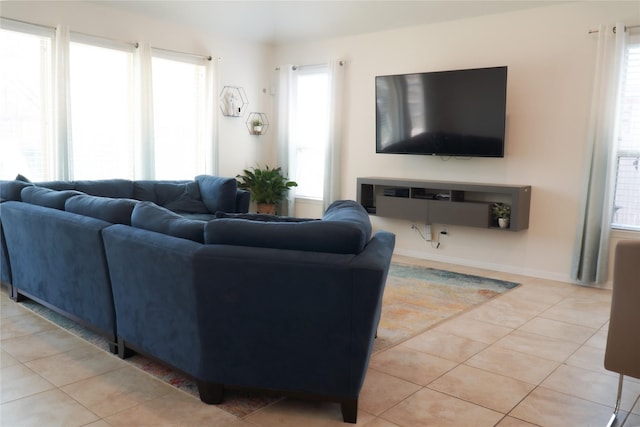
[
  {"x1": 195, "y1": 175, "x2": 237, "y2": 213},
  {"x1": 15, "y1": 174, "x2": 31, "y2": 182},
  {"x1": 155, "y1": 181, "x2": 209, "y2": 214},
  {"x1": 131, "y1": 201, "x2": 206, "y2": 243}
]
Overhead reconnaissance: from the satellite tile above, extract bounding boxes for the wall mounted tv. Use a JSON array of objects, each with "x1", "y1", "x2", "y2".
[{"x1": 376, "y1": 66, "x2": 507, "y2": 157}]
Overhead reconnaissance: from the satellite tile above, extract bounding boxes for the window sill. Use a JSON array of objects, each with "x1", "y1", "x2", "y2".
[
  {"x1": 295, "y1": 197, "x2": 323, "y2": 204},
  {"x1": 611, "y1": 227, "x2": 640, "y2": 239}
]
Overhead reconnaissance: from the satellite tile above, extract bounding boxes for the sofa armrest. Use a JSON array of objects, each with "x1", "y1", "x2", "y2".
[
  {"x1": 235, "y1": 190, "x2": 250, "y2": 213},
  {"x1": 193, "y1": 232, "x2": 395, "y2": 397}
]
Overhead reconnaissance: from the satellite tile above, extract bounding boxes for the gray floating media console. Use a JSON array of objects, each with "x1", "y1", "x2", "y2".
[{"x1": 357, "y1": 177, "x2": 531, "y2": 231}]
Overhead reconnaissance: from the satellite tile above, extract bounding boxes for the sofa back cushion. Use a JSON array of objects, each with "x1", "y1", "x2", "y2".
[
  {"x1": 204, "y1": 220, "x2": 366, "y2": 254},
  {"x1": 195, "y1": 175, "x2": 237, "y2": 213},
  {"x1": 74, "y1": 179, "x2": 134, "y2": 198},
  {"x1": 132, "y1": 181, "x2": 158, "y2": 202},
  {"x1": 205, "y1": 199, "x2": 372, "y2": 254},
  {"x1": 0, "y1": 180, "x2": 33, "y2": 201},
  {"x1": 65, "y1": 195, "x2": 137, "y2": 225},
  {"x1": 131, "y1": 202, "x2": 206, "y2": 243},
  {"x1": 20, "y1": 186, "x2": 83, "y2": 210}
]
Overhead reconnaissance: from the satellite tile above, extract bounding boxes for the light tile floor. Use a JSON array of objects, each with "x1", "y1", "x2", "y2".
[{"x1": 1, "y1": 255, "x2": 639, "y2": 426}]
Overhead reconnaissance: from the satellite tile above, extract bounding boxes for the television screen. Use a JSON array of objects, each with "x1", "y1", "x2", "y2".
[{"x1": 376, "y1": 66, "x2": 507, "y2": 157}]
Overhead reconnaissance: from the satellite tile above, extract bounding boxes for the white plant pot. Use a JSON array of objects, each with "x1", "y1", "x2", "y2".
[
  {"x1": 498, "y1": 218, "x2": 509, "y2": 229},
  {"x1": 253, "y1": 125, "x2": 263, "y2": 134}
]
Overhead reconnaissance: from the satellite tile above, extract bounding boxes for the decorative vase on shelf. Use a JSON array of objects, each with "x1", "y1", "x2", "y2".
[
  {"x1": 253, "y1": 125, "x2": 263, "y2": 134},
  {"x1": 498, "y1": 218, "x2": 509, "y2": 229}
]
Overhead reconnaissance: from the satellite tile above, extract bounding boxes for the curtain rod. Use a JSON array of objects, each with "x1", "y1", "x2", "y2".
[
  {"x1": 135, "y1": 43, "x2": 212, "y2": 61},
  {"x1": 2, "y1": 17, "x2": 211, "y2": 61},
  {"x1": 588, "y1": 24, "x2": 640, "y2": 34},
  {"x1": 276, "y1": 61, "x2": 345, "y2": 71}
]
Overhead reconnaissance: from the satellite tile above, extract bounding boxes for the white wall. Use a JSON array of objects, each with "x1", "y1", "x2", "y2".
[
  {"x1": 0, "y1": 0, "x2": 277, "y2": 178},
  {"x1": 273, "y1": 2, "x2": 640, "y2": 283}
]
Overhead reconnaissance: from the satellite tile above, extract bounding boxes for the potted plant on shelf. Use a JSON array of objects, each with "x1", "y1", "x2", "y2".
[
  {"x1": 251, "y1": 119, "x2": 264, "y2": 134},
  {"x1": 492, "y1": 202, "x2": 511, "y2": 229},
  {"x1": 236, "y1": 165, "x2": 298, "y2": 214}
]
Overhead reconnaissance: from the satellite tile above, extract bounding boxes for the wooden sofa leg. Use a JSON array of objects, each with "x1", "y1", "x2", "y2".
[
  {"x1": 341, "y1": 398, "x2": 358, "y2": 423},
  {"x1": 197, "y1": 381, "x2": 224, "y2": 404}
]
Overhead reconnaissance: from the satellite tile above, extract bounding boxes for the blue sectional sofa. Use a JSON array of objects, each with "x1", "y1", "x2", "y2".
[
  {"x1": 0, "y1": 177, "x2": 395, "y2": 423},
  {"x1": 0, "y1": 175, "x2": 249, "y2": 350}
]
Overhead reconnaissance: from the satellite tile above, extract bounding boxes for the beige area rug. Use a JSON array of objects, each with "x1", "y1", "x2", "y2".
[
  {"x1": 374, "y1": 262, "x2": 519, "y2": 352},
  {"x1": 17, "y1": 262, "x2": 519, "y2": 416}
]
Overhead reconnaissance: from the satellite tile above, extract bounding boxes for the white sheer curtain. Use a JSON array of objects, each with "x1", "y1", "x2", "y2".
[
  {"x1": 277, "y1": 64, "x2": 296, "y2": 216},
  {"x1": 204, "y1": 57, "x2": 218, "y2": 175},
  {"x1": 572, "y1": 22, "x2": 627, "y2": 285},
  {"x1": 134, "y1": 41, "x2": 155, "y2": 179},
  {"x1": 54, "y1": 25, "x2": 71, "y2": 180},
  {"x1": 323, "y1": 60, "x2": 345, "y2": 211}
]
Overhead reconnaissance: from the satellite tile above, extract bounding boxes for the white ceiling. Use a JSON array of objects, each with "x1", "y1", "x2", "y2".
[{"x1": 92, "y1": 1, "x2": 566, "y2": 45}]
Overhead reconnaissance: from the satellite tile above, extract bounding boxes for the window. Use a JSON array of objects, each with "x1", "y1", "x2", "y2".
[
  {"x1": 0, "y1": 23, "x2": 53, "y2": 181},
  {"x1": 0, "y1": 19, "x2": 213, "y2": 182},
  {"x1": 151, "y1": 52, "x2": 208, "y2": 180},
  {"x1": 290, "y1": 65, "x2": 329, "y2": 199},
  {"x1": 612, "y1": 34, "x2": 640, "y2": 230},
  {"x1": 69, "y1": 37, "x2": 134, "y2": 179}
]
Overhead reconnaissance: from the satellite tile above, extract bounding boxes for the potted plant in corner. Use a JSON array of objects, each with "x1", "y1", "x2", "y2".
[
  {"x1": 492, "y1": 202, "x2": 511, "y2": 229},
  {"x1": 236, "y1": 165, "x2": 297, "y2": 214}
]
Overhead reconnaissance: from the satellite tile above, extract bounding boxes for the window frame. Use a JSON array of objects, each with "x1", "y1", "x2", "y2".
[
  {"x1": 0, "y1": 18, "x2": 55, "y2": 181},
  {"x1": 611, "y1": 32, "x2": 640, "y2": 232}
]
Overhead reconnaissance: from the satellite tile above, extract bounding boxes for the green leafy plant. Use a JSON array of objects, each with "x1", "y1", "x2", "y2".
[
  {"x1": 236, "y1": 165, "x2": 297, "y2": 205},
  {"x1": 251, "y1": 119, "x2": 263, "y2": 127},
  {"x1": 491, "y1": 202, "x2": 511, "y2": 219}
]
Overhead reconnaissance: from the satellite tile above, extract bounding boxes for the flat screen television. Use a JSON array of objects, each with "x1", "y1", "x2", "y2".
[{"x1": 376, "y1": 66, "x2": 507, "y2": 157}]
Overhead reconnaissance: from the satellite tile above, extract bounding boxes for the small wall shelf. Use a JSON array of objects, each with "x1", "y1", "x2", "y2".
[
  {"x1": 357, "y1": 177, "x2": 531, "y2": 231},
  {"x1": 220, "y1": 86, "x2": 248, "y2": 117},
  {"x1": 246, "y1": 112, "x2": 269, "y2": 135}
]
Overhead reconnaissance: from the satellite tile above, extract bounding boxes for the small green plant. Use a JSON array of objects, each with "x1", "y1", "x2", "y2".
[
  {"x1": 236, "y1": 165, "x2": 297, "y2": 205},
  {"x1": 491, "y1": 202, "x2": 511, "y2": 219},
  {"x1": 251, "y1": 119, "x2": 263, "y2": 127}
]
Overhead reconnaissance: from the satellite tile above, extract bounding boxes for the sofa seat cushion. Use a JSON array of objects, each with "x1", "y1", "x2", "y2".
[
  {"x1": 131, "y1": 202, "x2": 206, "y2": 243},
  {"x1": 195, "y1": 175, "x2": 237, "y2": 213},
  {"x1": 65, "y1": 195, "x2": 138, "y2": 225},
  {"x1": 20, "y1": 186, "x2": 83, "y2": 210},
  {"x1": 178, "y1": 212, "x2": 217, "y2": 221},
  {"x1": 214, "y1": 211, "x2": 317, "y2": 222}
]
